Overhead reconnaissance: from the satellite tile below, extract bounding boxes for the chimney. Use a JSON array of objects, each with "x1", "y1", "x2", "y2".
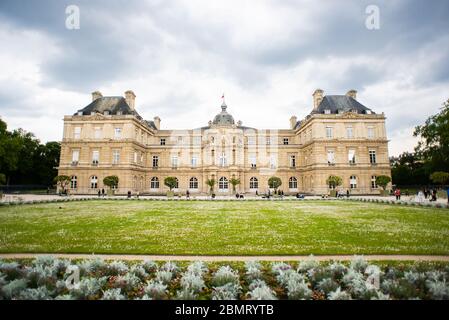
[
  {"x1": 346, "y1": 89, "x2": 357, "y2": 100},
  {"x1": 312, "y1": 89, "x2": 324, "y2": 110},
  {"x1": 153, "y1": 116, "x2": 161, "y2": 130},
  {"x1": 125, "y1": 90, "x2": 136, "y2": 110},
  {"x1": 92, "y1": 91, "x2": 102, "y2": 101},
  {"x1": 289, "y1": 116, "x2": 297, "y2": 129},
  {"x1": 237, "y1": 120, "x2": 242, "y2": 127}
]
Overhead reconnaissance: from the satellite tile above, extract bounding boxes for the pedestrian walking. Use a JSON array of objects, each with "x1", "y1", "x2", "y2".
[
  {"x1": 186, "y1": 190, "x2": 190, "y2": 199},
  {"x1": 101, "y1": 188, "x2": 105, "y2": 197},
  {"x1": 97, "y1": 189, "x2": 101, "y2": 197}
]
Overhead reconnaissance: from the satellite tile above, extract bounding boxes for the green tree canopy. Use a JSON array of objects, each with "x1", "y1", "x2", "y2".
[
  {"x1": 164, "y1": 177, "x2": 178, "y2": 191},
  {"x1": 103, "y1": 176, "x2": 119, "y2": 189},
  {"x1": 268, "y1": 177, "x2": 282, "y2": 191},
  {"x1": 414, "y1": 99, "x2": 449, "y2": 172},
  {"x1": 376, "y1": 175, "x2": 392, "y2": 190},
  {"x1": 326, "y1": 175, "x2": 343, "y2": 189},
  {"x1": 430, "y1": 172, "x2": 449, "y2": 186},
  {"x1": 0, "y1": 173, "x2": 6, "y2": 185}
]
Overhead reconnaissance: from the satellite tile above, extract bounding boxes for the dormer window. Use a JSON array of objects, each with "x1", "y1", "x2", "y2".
[
  {"x1": 117, "y1": 111, "x2": 122, "y2": 115},
  {"x1": 104, "y1": 110, "x2": 109, "y2": 115},
  {"x1": 77, "y1": 111, "x2": 83, "y2": 116},
  {"x1": 324, "y1": 109, "x2": 331, "y2": 114}
]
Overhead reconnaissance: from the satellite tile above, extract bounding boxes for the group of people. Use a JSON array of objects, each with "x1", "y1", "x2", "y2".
[
  {"x1": 97, "y1": 188, "x2": 106, "y2": 197},
  {"x1": 336, "y1": 189, "x2": 351, "y2": 198},
  {"x1": 395, "y1": 187, "x2": 448, "y2": 203}
]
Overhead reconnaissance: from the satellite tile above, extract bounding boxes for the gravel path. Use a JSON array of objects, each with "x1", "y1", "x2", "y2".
[{"x1": 1, "y1": 253, "x2": 448, "y2": 261}]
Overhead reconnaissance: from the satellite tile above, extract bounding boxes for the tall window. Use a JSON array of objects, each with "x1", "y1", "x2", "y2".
[
  {"x1": 369, "y1": 150, "x2": 377, "y2": 164},
  {"x1": 133, "y1": 152, "x2": 138, "y2": 163},
  {"x1": 112, "y1": 150, "x2": 120, "y2": 164},
  {"x1": 72, "y1": 150, "x2": 79, "y2": 163},
  {"x1": 152, "y1": 155, "x2": 159, "y2": 168},
  {"x1": 283, "y1": 138, "x2": 289, "y2": 145},
  {"x1": 189, "y1": 177, "x2": 198, "y2": 189},
  {"x1": 266, "y1": 137, "x2": 271, "y2": 145},
  {"x1": 219, "y1": 152, "x2": 227, "y2": 167},
  {"x1": 218, "y1": 177, "x2": 228, "y2": 191},
  {"x1": 171, "y1": 155, "x2": 178, "y2": 168},
  {"x1": 92, "y1": 150, "x2": 99, "y2": 165},
  {"x1": 326, "y1": 126, "x2": 333, "y2": 139},
  {"x1": 70, "y1": 176, "x2": 77, "y2": 189},
  {"x1": 90, "y1": 176, "x2": 98, "y2": 189},
  {"x1": 270, "y1": 154, "x2": 277, "y2": 169},
  {"x1": 150, "y1": 177, "x2": 159, "y2": 189},
  {"x1": 367, "y1": 127, "x2": 375, "y2": 139},
  {"x1": 350, "y1": 175, "x2": 357, "y2": 189},
  {"x1": 348, "y1": 149, "x2": 356, "y2": 164},
  {"x1": 371, "y1": 175, "x2": 377, "y2": 188},
  {"x1": 289, "y1": 177, "x2": 298, "y2": 189},
  {"x1": 249, "y1": 177, "x2": 258, "y2": 189},
  {"x1": 160, "y1": 138, "x2": 166, "y2": 145},
  {"x1": 94, "y1": 127, "x2": 102, "y2": 139},
  {"x1": 290, "y1": 155, "x2": 296, "y2": 168},
  {"x1": 191, "y1": 154, "x2": 198, "y2": 168},
  {"x1": 248, "y1": 136, "x2": 256, "y2": 145},
  {"x1": 73, "y1": 127, "x2": 81, "y2": 139},
  {"x1": 249, "y1": 154, "x2": 257, "y2": 168},
  {"x1": 327, "y1": 150, "x2": 335, "y2": 165},
  {"x1": 193, "y1": 136, "x2": 201, "y2": 145},
  {"x1": 346, "y1": 126, "x2": 353, "y2": 138},
  {"x1": 114, "y1": 127, "x2": 122, "y2": 139}
]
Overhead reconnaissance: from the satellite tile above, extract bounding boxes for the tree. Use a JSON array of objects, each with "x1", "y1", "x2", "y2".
[
  {"x1": 103, "y1": 175, "x2": 119, "y2": 189},
  {"x1": 268, "y1": 177, "x2": 282, "y2": 192},
  {"x1": 54, "y1": 175, "x2": 71, "y2": 193},
  {"x1": 376, "y1": 175, "x2": 392, "y2": 190},
  {"x1": 229, "y1": 178, "x2": 240, "y2": 194},
  {"x1": 430, "y1": 172, "x2": 449, "y2": 186},
  {"x1": 390, "y1": 152, "x2": 429, "y2": 186},
  {"x1": 326, "y1": 175, "x2": 342, "y2": 189},
  {"x1": 0, "y1": 173, "x2": 6, "y2": 185},
  {"x1": 206, "y1": 179, "x2": 216, "y2": 194},
  {"x1": 414, "y1": 99, "x2": 449, "y2": 173},
  {"x1": 164, "y1": 177, "x2": 178, "y2": 191}
]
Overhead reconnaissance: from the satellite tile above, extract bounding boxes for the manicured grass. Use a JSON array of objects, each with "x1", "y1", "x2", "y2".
[{"x1": 0, "y1": 200, "x2": 448, "y2": 255}]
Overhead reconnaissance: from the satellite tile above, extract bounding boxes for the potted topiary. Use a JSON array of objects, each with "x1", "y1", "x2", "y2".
[
  {"x1": 230, "y1": 177, "x2": 240, "y2": 194},
  {"x1": 326, "y1": 175, "x2": 342, "y2": 197},
  {"x1": 164, "y1": 177, "x2": 177, "y2": 198},
  {"x1": 206, "y1": 178, "x2": 216, "y2": 196},
  {"x1": 54, "y1": 175, "x2": 71, "y2": 196},
  {"x1": 268, "y1": 177, "x2": 282, "y2": 196},
  {"x1": 103, "y1": 175, "x2": 119, "y2": 196},
  {"x1": 376, "y1": 175, "x2": 392, "y2": 196}
]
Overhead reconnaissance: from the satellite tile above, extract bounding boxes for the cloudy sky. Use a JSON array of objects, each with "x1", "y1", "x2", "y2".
[{"x1": 0, "y1": 0, "x2": 448, "y2": 156}]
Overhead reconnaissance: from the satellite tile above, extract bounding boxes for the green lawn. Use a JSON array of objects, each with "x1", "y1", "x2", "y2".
[{"x1": 0, "y1": 200, "x2": 448, "y2": 255}]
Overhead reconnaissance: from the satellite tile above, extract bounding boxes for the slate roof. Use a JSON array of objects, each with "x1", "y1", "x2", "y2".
[
  {"x1": 313, "y1": 95, "x2": 374, "y2": 115},
  {"x1": 75, "y1": 97, "x2": 136, "y2": 116},
  {"x1": 212, "y1": 102, "x2": 235, "y2": 125}
]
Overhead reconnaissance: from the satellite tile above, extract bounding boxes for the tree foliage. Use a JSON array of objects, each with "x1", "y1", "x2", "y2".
[
  {"x1": 164, "y1": 177, "x2": 178, "y2": 191},
  {"x1": 414, "y1": 99, "x2": 449, "y2": 172},
  {"x1": 375, "y1": 175, "x2": 391, "y2": 190},
  {"x1": 0, "y1": 118, "x2": 60, "y2": 186},
  {"x1": 103, "y1": 176, "x2": 119, "y2": 189},
  {"x1": 268, "y1": 177, "x2": 282, "y2": 191},
  {"x1": 429, "y1": 172, "x2": 449, "y2": 186},
  {"x1": 326, "y1": 175, "x2": 342, "y2": 189}
]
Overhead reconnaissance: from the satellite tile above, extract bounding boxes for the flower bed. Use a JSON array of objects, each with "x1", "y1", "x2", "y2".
[{"x1": 1, "y1": 256, "x2": 448, "y2": 300}]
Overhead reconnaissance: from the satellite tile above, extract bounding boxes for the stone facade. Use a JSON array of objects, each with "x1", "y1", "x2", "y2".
[{"x1": 57, "y1": 89, "x2": 391, "y2": 195}]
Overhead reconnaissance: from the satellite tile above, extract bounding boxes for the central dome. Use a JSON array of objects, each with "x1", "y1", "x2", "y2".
[{"x1": 212, "y1": 102, "x2": 235, "y2": 125}]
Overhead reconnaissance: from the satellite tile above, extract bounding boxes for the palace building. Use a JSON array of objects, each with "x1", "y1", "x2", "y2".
[{"x1": 57, "y1": 89, "x2": 391, "y2": 195}]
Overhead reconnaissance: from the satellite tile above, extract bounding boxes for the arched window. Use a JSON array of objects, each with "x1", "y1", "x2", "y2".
[
  {"x1": 90, "y1": 176, "x2": 98, "y2": 189},
  {"x1": 289, "y1": 177, "x2": 298, "y2": 189},
  {"x1": 189, "y1": 177, "x2": 198, "y2": 189},
  {"x1": 174, "y1": 177, "x2": 179, "y2": 189},
  {"x1": 249, "y1": 177, "x2": 258, "y2": 189},
  {"x1": 150, "y1": 177, "x2": 159, "y2": 189},
  {"x1": 350, "y1": 175, "x2": 357, "y2": 189},
  {"x1": 218, "y1": 177, "x2": 228, "y2": 191},
  {"x1": 70, "y1": 176, "x2": 77, "y2": 189}
]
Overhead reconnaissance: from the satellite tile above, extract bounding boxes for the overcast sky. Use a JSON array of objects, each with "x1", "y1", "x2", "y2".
[{"x1": 0, "y1": 0, "x2": 448, "y2": 156}]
